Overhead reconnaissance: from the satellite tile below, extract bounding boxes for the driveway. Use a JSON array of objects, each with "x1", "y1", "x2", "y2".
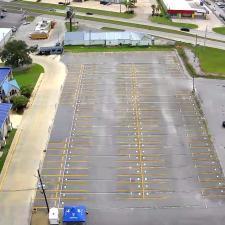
[
  {"x1": 0, "y1": 55, "x2": 66, "y2": 225},
  {"x1": 15, "y1": 16, "x2": 66, "y2": 47}
]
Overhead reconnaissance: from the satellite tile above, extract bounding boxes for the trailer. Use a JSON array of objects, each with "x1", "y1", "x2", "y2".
[{"x1": 37, "y1": 45, "x2": 64, "y2": 55}]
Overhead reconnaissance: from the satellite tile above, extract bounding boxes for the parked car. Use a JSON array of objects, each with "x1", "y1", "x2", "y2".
[
  {"x1": 30, "y1": 44, "x2": 39, "y2": 52},
  {"x1": 22, "y1": 21, "x2": 30, "y2": 25},
  {"x1": 222, "y1": 121, "x2": 225, "y2": 128},
  {"x1": 2, "y1": 9, "x2": 7, "y2": 13},
  {"x1": 180, "y1": 27, "x2": 190, "y2": 32},
  {"x1": 100, "y1": 1, "x2": 109, "y2": 5},
  {"x1": 58, "y1": 1, "x2": 70, "y2": 5},
  {"x1": 11, "y1": 26, "x2": 17, "y2": 32}
]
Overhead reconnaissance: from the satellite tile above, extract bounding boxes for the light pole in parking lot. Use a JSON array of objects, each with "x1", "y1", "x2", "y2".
[
  {"x1": 37, "y1": 169, "x2": 49, "y2": 213},
  {"x1": 204, "y1": 25, "x2": 208, "y2": 47},
  {"x1": 193, "y1": 34, "x2": 198, "y2": 93}
]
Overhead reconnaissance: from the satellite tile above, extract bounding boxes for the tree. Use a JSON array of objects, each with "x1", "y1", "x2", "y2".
[
  {"x1": 156, "y1": 5, "x2": 160, "y2": 14},
  {"x1": 11, "y1": 95, "x2": 29, "y2": 112},
  {"x1": 21, "y1": 85, "x2": 33, "y2": 98},
  {"x1": 151, "y1": 4, "x2": 156, "y2": 16},
  {"x1": 0, "y1": 40, "x2": 32, "y2": 68},
  {"x1": 123, "y1": 0, "x2": 135, "y2": 13}
]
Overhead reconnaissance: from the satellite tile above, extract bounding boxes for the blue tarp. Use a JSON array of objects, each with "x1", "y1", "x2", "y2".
[
  {"x1": 0, "y1": 103, "x2": 12, "y2": 128},
  {"x1": 0, "y1": 67, "x2": 11, "y2": 86},
  {"x1": 63, "y1": 205, "x2": 86, "y2": 222}
]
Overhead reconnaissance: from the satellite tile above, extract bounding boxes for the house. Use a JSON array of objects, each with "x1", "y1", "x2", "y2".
[
  {"x1": 64, "y1": 31, "x2": 153, "y2": 46},
  {"x1": 0, "y1": 67, "x2": 20, "y2": 102},
  {"x1": 0, "y1": 103, "x2": 12, "y2": 148}
]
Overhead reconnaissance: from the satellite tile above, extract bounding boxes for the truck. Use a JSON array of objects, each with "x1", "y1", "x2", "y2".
[{"x1": 29, "y1": 31, "x2": 49, "y2": 40}]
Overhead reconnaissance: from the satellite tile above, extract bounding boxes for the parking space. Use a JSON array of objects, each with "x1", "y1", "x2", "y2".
[
  {"x1": 33, "y1": 51, "x2": 225, "y2": 223},
  {"x1": 0, "y1": 12, "x2": 23, "y2": 28}
]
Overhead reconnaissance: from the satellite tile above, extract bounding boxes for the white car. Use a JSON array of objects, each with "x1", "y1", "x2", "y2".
[{"x1": 23, "y1": 21, "x2": 30, "y2": 25}]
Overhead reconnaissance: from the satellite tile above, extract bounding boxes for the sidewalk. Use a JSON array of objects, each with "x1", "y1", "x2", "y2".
[{"x1": 0, "y1": 55, "x2": 66, "y2": 225}]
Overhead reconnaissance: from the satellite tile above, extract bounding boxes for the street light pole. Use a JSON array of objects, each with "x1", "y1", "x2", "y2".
[
  {"x1": 193, "y1": 34, "x2": 198, "y2": 93},
  {"x1": 120, "y1": 0, "x2": 121, "y2": 13},
  {"x1": 204, "y1": 25, "x2": 208, "y2": 47},
  {"x1": 37, "y1": 169, "x2": 49, "y2": 213}
]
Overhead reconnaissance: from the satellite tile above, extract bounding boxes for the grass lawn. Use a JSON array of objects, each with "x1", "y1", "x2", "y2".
[
  {"x1": 101, "y1": 26, "x2": 124, "y2": 31},
  {"x1": 22, "y1": 1, "x2": 135, "y2": 18},
  {"x1": 151, "y1": 16, "x2": 198, "y2": 29},
  {"x1": 0, "y1": 129, "x2": 16, "y2": 172},
  {"x1": 64, "y1": 45, "x2": 174, "y2": 53},
  {"x1": 196, "y1": 46, "x2": 225, "y2": 75},
  {"x1": 13, "y1": 64, "x2": 44, "y2": 89},
  {"x1": 65, "y1": 22, "x2": 78, "y2": 32},
  {"x1": 213, "y1": 27, "x2": 225, "y2": 35},
  {"x1": 26, "y1": 15, "x2": 35, "y2": 22}
]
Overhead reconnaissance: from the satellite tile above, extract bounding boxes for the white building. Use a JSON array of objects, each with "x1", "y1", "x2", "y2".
[
  {"x1": 0, "y1": 28, "x2": 12, "y2": 48},
  {"x1": 64, "y1": 31, "x2": 153, "y2": 46}
]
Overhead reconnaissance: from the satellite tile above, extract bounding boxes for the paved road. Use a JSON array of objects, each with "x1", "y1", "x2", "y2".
[
  {"x1": 33, "y1": 51, "x2": 225, "y2": 225},
  {"x1": 1, "y1": 1, "x2": 225, "y2": 47},
  {"x1": 196, "y1": 79, "x2": 225, "y2": 176},
  {"x1": 0, "y1": 55, "x2": 66, "y2": 225}
]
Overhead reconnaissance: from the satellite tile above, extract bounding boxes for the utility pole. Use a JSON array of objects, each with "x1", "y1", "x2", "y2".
[
  {"x1": 37, "y1": 169, "x2": 49, "y2": 213},
  {"x1": 193, "y1": 34, "x2": 198, "y2": 93},
  {"x1": 204, "y1": 25, "x2": 208, "y2": 47},
  {"x1": 120, "y1": 0, "x2": 122, "y2": 13}
]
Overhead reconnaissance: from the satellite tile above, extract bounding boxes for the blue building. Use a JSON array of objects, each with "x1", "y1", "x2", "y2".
[
  {"x1": 0, "y1": 103, "x2": 12, "y2": 148},
  {"x1": 0, "y1": 67, "x2": 20, "y2": 103},
  {"x1": 0, "y1": 67, "x2": 19, "y2": 148}
]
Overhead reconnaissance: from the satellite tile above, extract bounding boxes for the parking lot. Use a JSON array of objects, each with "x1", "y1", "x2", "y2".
[{"x1": 33, "y1": 51, "x2": 225, "y2": 224}]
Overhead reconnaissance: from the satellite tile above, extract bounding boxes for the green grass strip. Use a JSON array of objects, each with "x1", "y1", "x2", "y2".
[
  {"x1": 64, "y1": 45, "x2": 174, "y2": 53},
  {"x1": 196, "y1": 46, "x2": 225, "y2": 75},
  {"x1": 65, "y1": 22, "x2": 79, "y2": 32},
  {"x1": 151, "y1": 16, "x2": 198, "y2": 29},
  {"x1": 0, "y1": 129, "x2": 17, "y2": 172},
  {"x1": 213, "y1": 27, "x2": 225, "y2": 35},
  {"x1": 101, "y1": 26, "x2": 124, "y2": 31},
  {"x1": 13, "y1": 64, "x2": 44, "y2": 89}
]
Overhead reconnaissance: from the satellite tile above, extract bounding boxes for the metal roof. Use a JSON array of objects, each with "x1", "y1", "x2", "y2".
[
  {"x1": 63, "y1": 205, "x2": 86, "y2": 222},
  {"x1": 65, "y1": 31, "x2": 145, "y2": 42},
  {"x1": 0, "y1": 28, "x2": 12, "y2": 43},
  {"x1": 0, "y1": 67, "x2": 11, "y2": 87},
  {"x1": 162, "y1": 0, "x2": 194, "y2": 11},
  {"x1": 0, "y1": 103, "x2": 12, "y2": 129},
  {"x1": 2, "y1": 79, "x2": 20, "y2": 96}
]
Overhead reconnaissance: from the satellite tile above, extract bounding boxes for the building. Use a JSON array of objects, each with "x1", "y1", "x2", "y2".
[
  {"x1": 64, "y1": 31, "x2": 153, "y2": 46},
  {"x1": 0, "y1": 67, "x2": 20, "y2": 102},
  {"x1": 0, "y1": 28, "x2": 12, "y2": 48},
  {"x1": 160, "y1": 0, "x2": 207, "y2": 18},
  {"x1": 0, "y1": 103, "x2": 12, "y2": 148}
]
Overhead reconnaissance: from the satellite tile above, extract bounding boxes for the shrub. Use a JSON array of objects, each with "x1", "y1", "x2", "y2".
[
  {"x1": 11, "y1": 95, "x2": 29, "y2": 112},
  {"x1": 21, "y1": 85, "x2": 33, "y2": 98}
]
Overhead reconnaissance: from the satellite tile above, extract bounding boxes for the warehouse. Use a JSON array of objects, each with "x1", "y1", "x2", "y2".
[
  {"x1": 0, "y1": 28, "x2": 12, "y2": 48},
  {"x1": 64, "y1": 31, "x2": 153, "y2": 46}
]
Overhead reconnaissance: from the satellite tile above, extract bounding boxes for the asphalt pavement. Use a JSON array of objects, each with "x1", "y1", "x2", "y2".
[{"x1": 33, "y1": 51, "x2": 225, "y2": 225}]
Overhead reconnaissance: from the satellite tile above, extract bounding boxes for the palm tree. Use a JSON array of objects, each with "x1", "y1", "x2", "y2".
[
  {"x1": 124, "y1": 0, "x2": 135, "y2": 13},
  {"x1": 156, "y1": 4, "x2": 160, "y2": 14},
  {"x1": 151, "y1": 4, "x2": 156, "y2": 16}
]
